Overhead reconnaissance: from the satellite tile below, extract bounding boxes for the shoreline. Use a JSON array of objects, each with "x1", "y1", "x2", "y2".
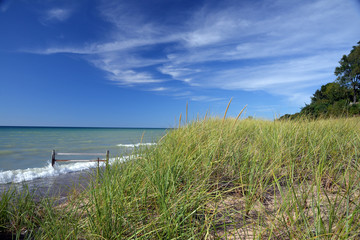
[
  {"x1": 0, "y1": 117, "x2": 359, "y2": 239},
  {"x1": 0, "y1": 168, "x2": 95, "y2": 202}
]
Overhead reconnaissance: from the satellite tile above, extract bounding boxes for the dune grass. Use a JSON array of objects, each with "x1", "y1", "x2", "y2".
[{"x1": 0, "y1": 113, "x2": 359, "y2": 239}]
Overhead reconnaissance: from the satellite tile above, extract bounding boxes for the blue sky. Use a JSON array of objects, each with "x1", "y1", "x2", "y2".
[{"x1": 1, "y1": 0, "x2": 360, "y2": 127}]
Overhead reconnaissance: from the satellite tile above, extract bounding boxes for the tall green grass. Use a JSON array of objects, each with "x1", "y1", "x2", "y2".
[{"x1": 1, "y1": 114, "x2": 359, "y2": 239}]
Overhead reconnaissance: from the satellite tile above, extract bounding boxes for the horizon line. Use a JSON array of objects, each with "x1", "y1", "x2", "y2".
[{"x1": 0, "y1": 125, "x2": 169, "y2": 129}]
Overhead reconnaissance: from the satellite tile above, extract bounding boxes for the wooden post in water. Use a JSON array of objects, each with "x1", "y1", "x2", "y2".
[
  {"x1": 51, "y1": 150, "x2": 56, "y2": 167},
  {"x1": 106, "y1": 150, "x2": 109, "y2": 165},
  {"x1": 96, "y1": 157, "x2": 100, "y2": 177},
  {"x1": 50, "y1": 150, "x2": 110, "y2": 168}
]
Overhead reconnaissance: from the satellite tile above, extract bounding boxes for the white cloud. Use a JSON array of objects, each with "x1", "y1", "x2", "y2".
[
  {"x1": 158, "y1": 65, "x2": 200, "y2": 82},
  {"x1": 149, "y1": 87, "x2": 168, "y2": 92},
  {"x1": 169, "y1": 0, "x2": 359, "y2": 64},
  {"x1": 108, "y1": 70, "x2": 162, "y2": 85},
  {"x1": 209, "y1": 55, "x2": 338, "y2": 90},
  {"x1": 88, "y1": 53, "x2": 167, "y2": 85},
  {"x1": 158, "y1": 0, "x2": 360, "y2": 104},
  {"x1": 28, "y1": 0, "x2": 360, "y2": 104},
  {"x1": 31, "y1": 35, "x2": 181, "y2": 55},
  {"x1": 184, "y1": 52, "x2": 341, "y2": 105},
  {"x1": 190, "y1": 96, "x2": 224, "y2": 102},
  {"x1": 41, "y1": 8, "x2": 72, "y2": 24}
]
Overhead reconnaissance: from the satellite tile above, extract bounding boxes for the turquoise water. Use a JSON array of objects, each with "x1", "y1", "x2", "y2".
[{"x1": 0, "y1": 126, "x2": 167, "y2": 184}]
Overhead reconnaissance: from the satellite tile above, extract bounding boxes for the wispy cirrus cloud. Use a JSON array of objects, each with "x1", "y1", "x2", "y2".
[
  {"x1": 194, "y1": 54, "x2": 338, "y2": 91},
  {"x1": 159, "y1": 0, "x2": 360, "y2": 104},
  {"x1": 189, "y1": 95, "x2": 224, "y2": 102},
  {"x1": 158, "y1": 65, "x2": 199, "y2": 83},
  {"x1": 28, "y1": 0, "x2": 360, "y2": 105},
  {"x1": 108, "y1": 70, "x2": 162, "y2": 85},
  {"x1": 148, "y1": 87, "x2": 169, "y2": 92},
  {"x1": 40, "y1": 8, "x2": 72, "y2": 24}
]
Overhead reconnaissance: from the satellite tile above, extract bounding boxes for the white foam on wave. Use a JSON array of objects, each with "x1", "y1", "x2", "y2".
[
  {"x1": 117, "y1": 142, "x2": 157, "y2": 148},
  {"x1": 0, "y1": 157, "x2": 123, "y2": 184}
]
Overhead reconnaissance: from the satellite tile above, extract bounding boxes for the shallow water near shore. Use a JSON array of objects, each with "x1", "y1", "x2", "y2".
[
  {"x1": 0, "y1": 126, "x2": 166, "y2": 194},
  {"x1": 0, "y1": 168, "x2": 95, "y2": 201}
]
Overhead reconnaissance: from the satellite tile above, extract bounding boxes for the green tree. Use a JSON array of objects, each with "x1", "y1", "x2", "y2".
[
  {"x1": 283, "y1": 82, "x2": 354, "y2": 119},
  {"x1": 311, "y1": 82, "x2": 349, "y2": 104},
  {"x1": 335, "y1": 41, "x2": 360, "y2": 104}
]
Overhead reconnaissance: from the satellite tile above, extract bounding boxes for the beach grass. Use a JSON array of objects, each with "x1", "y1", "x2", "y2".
[{"x1": 0, "y1": 113, "x2": 360, "y2": 239}]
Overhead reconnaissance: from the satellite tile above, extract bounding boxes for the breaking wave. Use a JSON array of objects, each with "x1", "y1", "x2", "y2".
[
  {"x1": 0, "y1": 157, "x2": 123, "y2": 184},
  {"x1": 117, "y1": 143, "x2": 157, "y2": 148}
]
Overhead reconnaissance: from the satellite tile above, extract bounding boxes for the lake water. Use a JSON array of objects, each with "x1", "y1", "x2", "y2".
[{"x1": 0, "y1": 127, "x2": 167, "y2": 193}]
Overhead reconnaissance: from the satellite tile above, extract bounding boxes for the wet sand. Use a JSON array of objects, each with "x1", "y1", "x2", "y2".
[{"x1": 0, "y1": 168, "x2": 98, "y2": 203}]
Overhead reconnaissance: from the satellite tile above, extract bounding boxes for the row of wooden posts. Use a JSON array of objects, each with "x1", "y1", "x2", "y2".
[{"x1": 51, "y1": 150, "x2": 109, "y2": 167}]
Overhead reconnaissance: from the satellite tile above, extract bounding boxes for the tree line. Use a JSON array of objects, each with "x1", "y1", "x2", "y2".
[{"x1": 280, "y1": 41, "x2": 360, "y2": 120}]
